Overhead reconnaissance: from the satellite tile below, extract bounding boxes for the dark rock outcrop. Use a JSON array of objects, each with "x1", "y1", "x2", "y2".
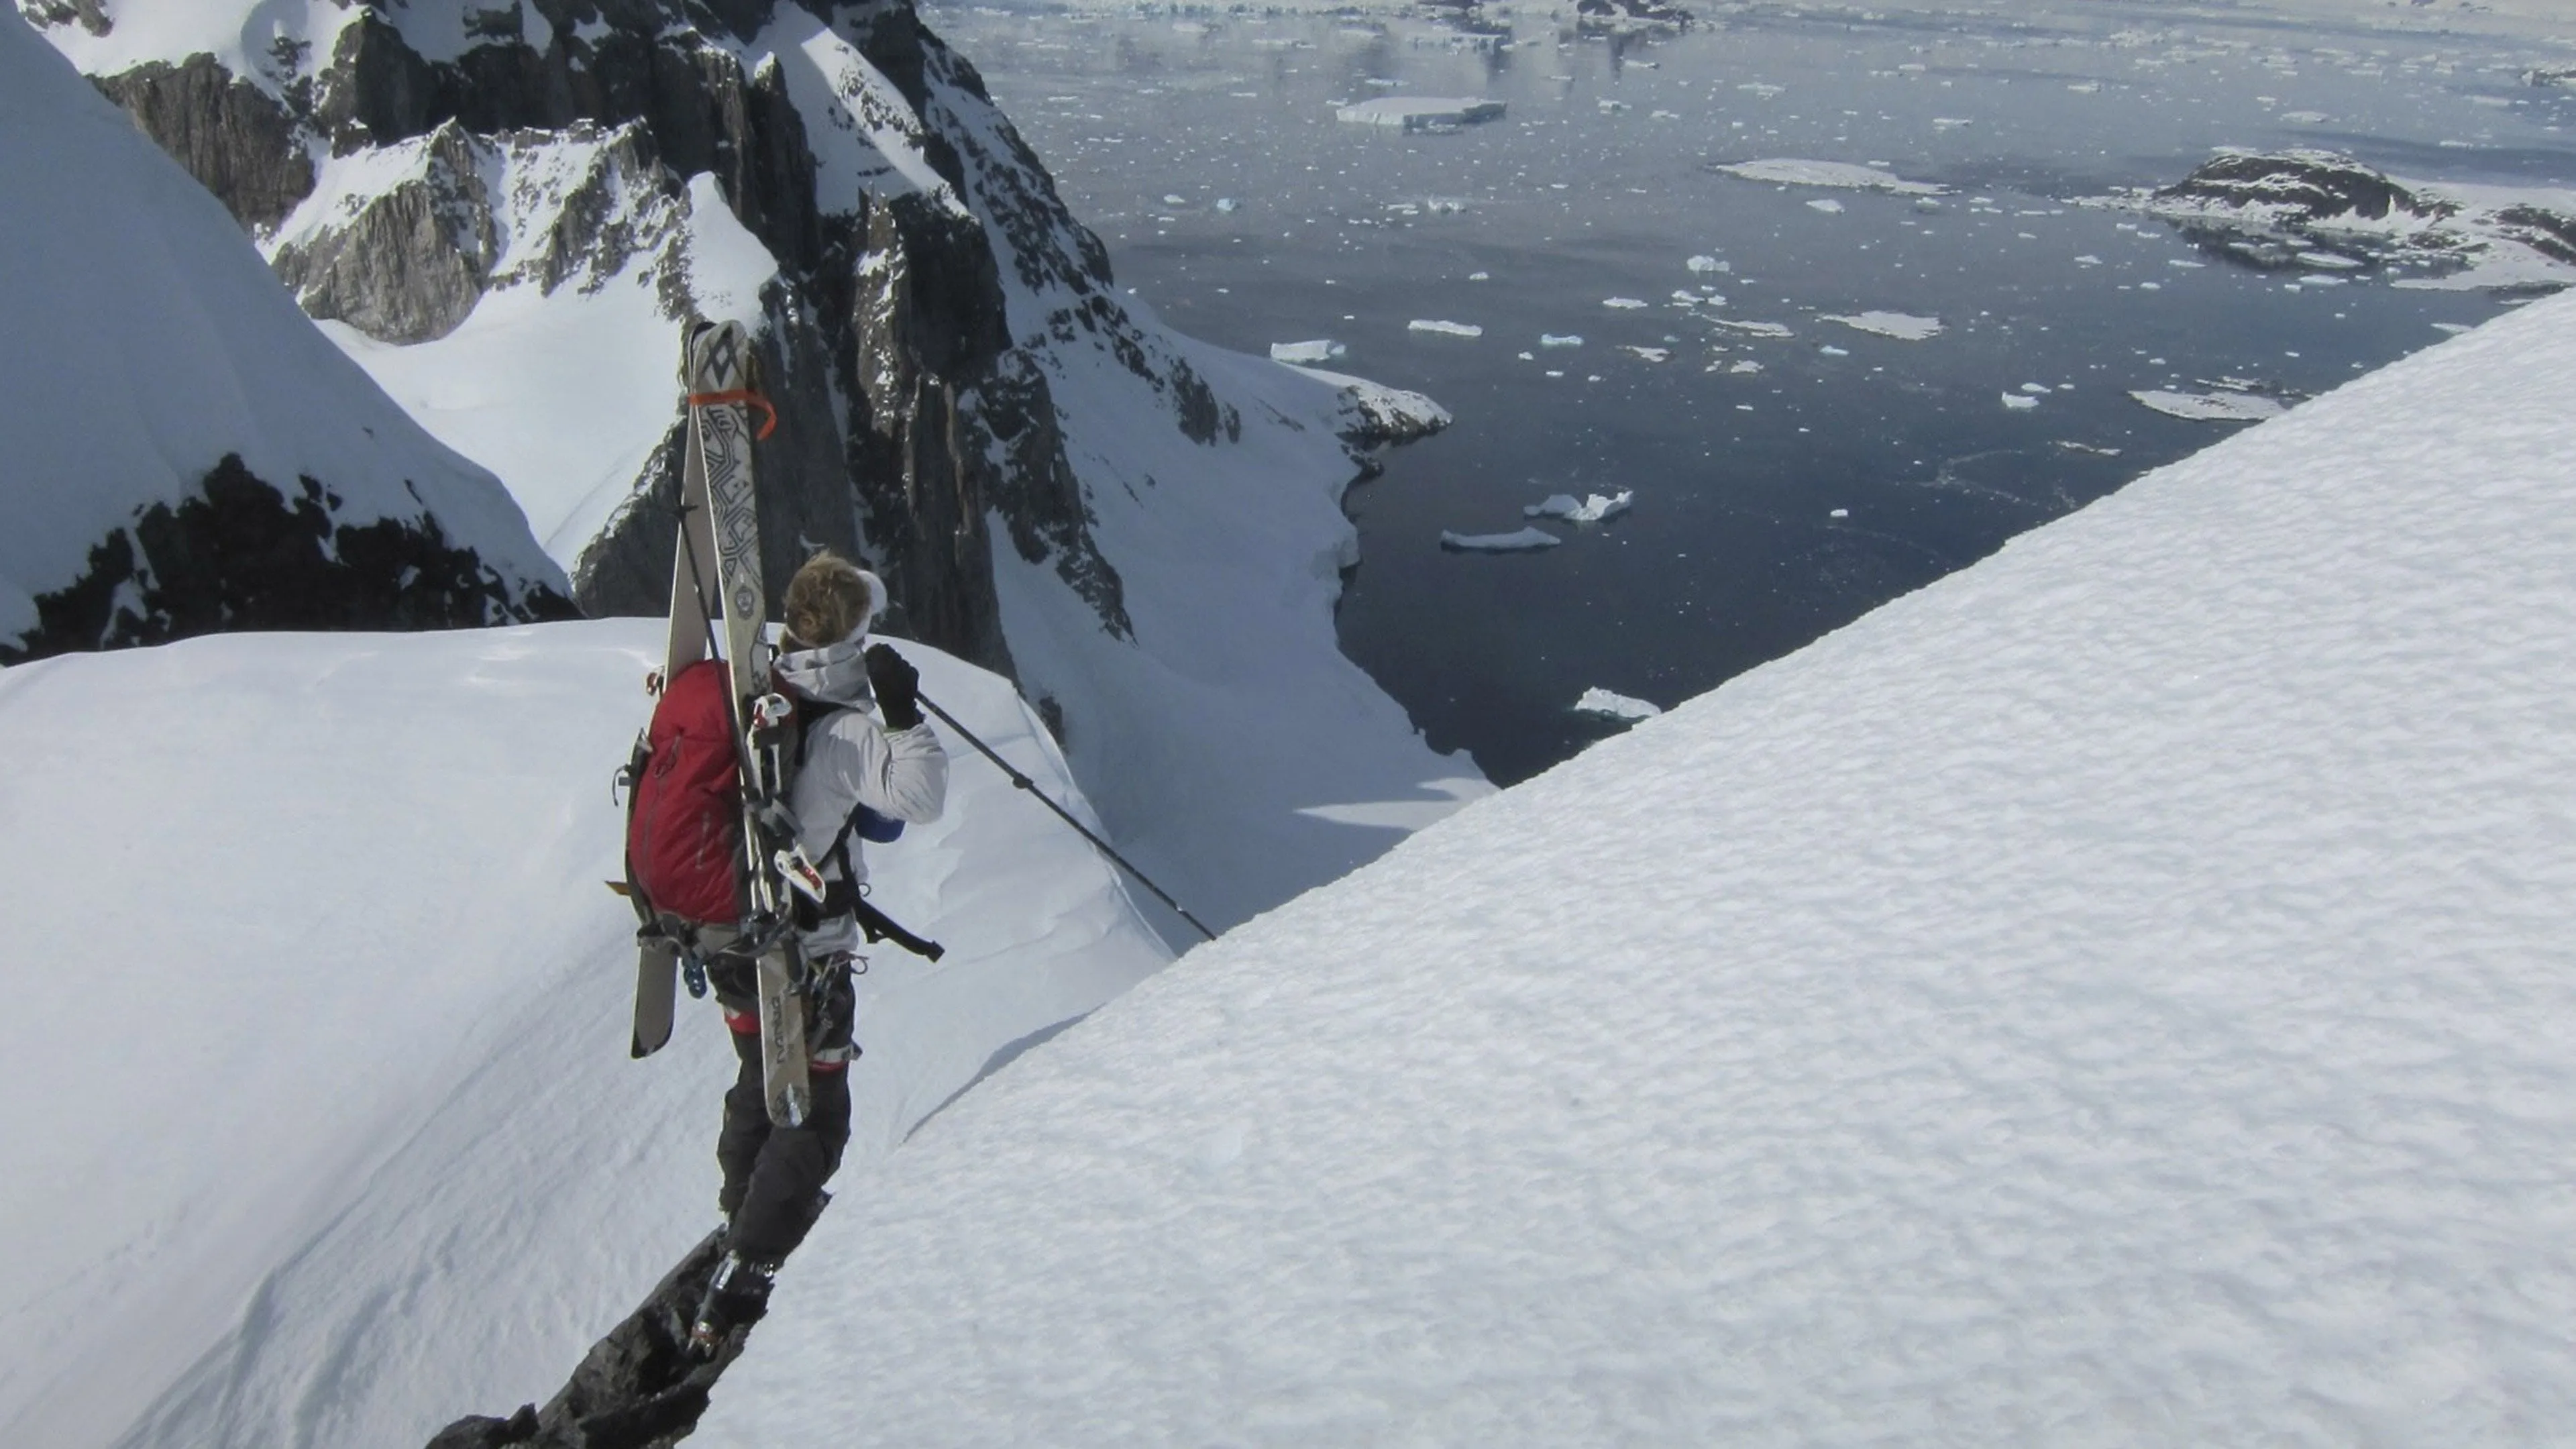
[
  {"x1": 1, "y1": 454, "x2": 578, "y2": 665},
  {"x1": 79, "y1": 1, "x2": 1176, "y2": 678},
  {"x1": 2151, "y1": 150, "x2": 2451, "y2": 228},
  {"x1": 2124, "y1": 150, "x2": 2575, "y2": 291},
  {"x1": 422, "y1": 1230, "x2": 750, "y2": 1449},
  {"x1": 91, "y1": 54, "x2": 316, "y2": 231}
]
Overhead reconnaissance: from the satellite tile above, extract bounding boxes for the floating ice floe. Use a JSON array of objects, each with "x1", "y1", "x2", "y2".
[
  {"x1": 1603, "y1": 297, "x2": 1649, "y2": 309},
  {"x1": 1526, "y1": 490, "x2": 1635, "y2": 523},
  {"x1": 1729, "y1": 360, "x2": 1763, "y2": 374},
  {"x1": 1819, "y1": 345, "x2": 1849, "y2": 356},
  {"x1": 1686, "y1": 254, "x2": 1731, "y2": 274},
  {"x1": 1540, "y1": 333, "x2": 1584, "y2": 348},
  {"x1": 1823, "y1": 311, "x2": 1943, "y2": 341},
  {"x1": 1711, "y1": 319, "x2": 1794, "y2": 338},
  {"x1": 1440, "y1": 527, "x2": 1562, "y2": 552},
  {"x1": 1408, "y1": 319, "x2": 1484, "y2": 337},
  {"x1": 2002, "y1": 392, "x2": 2041, "y2": 410},
  {"x1": 1215, "y1": 198, "x2": 1241, "y2": 213},
  {"x1": 2075, "y1": 254, "x2": 2104, "y2": 266},
  {"x1": 2020, "y1": 382, "x2": 2052, "y2": 394},
  {"x1": 1269, "y1": 339, "x2": 1346, "y2": 364},
  {"x1": 1336, "y1": 97, "x2": 1507, "y2": 131},
  {"x1": 1707, "y1": 158, "x2": 1947, "y2": 196},
  {"x1": 1621, "y1": 346, "x2": 1670, "y2": 363},
  {"x1": 1933, "y1": 117, "x2": 1973, "y2": 129},
  {"x1": 1573, "y1": 686, "x2": 1662, "y2": 721},
  {"x1": 2129, "y1": 389, "x2": 2288, "y2": 422}
]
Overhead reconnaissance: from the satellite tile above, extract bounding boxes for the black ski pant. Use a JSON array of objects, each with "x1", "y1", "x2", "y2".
[{"x1": 710, "y1": 962, "x2": 857, "y2": 1265}]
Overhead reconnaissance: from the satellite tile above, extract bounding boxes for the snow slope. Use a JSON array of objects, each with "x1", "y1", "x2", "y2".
[
  {"x1": 698, "y1": 290, "x2": 2576, "y2": 1443},
  {"x1": 0, "y1": 15, "x2": 564, "y2": 647},
  {"x1": 38, "y1": 0, "x2": 1489, "y2": 929},
  {"x1": 0, "y1": 621, "x2": 1171, "y2": 1448}
]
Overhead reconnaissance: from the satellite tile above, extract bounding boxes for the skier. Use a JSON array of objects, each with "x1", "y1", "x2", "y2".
[{"x1": 692, "y1": 549, "x2": 949, "y2": 1351}]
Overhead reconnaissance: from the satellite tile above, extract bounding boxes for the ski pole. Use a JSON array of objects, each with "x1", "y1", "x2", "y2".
[{"x1": 912, "y1": 690, "x2": 1218, "y2": 943}]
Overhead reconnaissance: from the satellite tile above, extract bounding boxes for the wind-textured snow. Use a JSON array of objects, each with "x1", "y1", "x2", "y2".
[
  {"x1": 696, "y1": 290, "x2": 2576, "y2": 1445},
  {"x1": 0, "y1": 16, "x2": 562, "y2": 639},
  {"x1": 0, "y1": 621, "x2": 1171, "y2": 1449}
]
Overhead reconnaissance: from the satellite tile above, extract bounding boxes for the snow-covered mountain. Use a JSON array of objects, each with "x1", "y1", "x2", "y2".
[
  {"x1": 686, "y1": 289, "x2": 2576, "y2": 1442},
  {"x1": 0, "y1": 621, "x2": 1174, "y2": 1449},
  {"x1": 30, "y1": 0, "x2": 1485, "y2": 928},
  {"x1": 0, "y1": 16, "x2": 570, "y2": 663},
  {"x1": 7, "y1": 267, "x2": 2569, "y2": 1449}
]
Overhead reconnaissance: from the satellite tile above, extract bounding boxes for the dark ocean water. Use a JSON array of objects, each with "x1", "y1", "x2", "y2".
[{"x1": 928, "y1": 0, "x2": 2576, "y2": 782}]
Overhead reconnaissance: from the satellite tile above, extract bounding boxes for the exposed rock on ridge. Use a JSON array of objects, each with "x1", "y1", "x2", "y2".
[
  {"x1": 1, "y1": 455, "x2": 577, "y2": 665},
  {"x1": 67, "y1": 0, "x2": 1228, "y2": 678}
]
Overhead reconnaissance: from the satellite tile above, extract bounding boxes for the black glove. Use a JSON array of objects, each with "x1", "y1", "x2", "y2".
[{"x1": 864, "y1": 643, "x2": 922, "y2": 730}]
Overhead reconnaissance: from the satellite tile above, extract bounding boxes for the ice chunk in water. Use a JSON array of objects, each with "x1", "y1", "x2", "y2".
[
  {"x1": 1440, "y1": 527, "x2": 1563, "y2": 552},
  {"x1": 1336, "y1": 97, "x2": 1507, "y2": 131},
  {"x1": 1824, "y1": 311, "x2": 1943, "y2": 341},
  {"x1": 1409, "y1": 319, "x2": 1485, "y2": 337},
  {"x1": 1573, "y1": 686, "x2": 1663, "y2": 720},
  {"x1": 1270, "y1": 340, "x2": 1346, "y2": 364},
  {"x1": 2129, "y1": 389, "x2": 2288, "y2": 422},
  {"x1": 1525, "y1": 490, "x2": 1635, "y2": 523}
]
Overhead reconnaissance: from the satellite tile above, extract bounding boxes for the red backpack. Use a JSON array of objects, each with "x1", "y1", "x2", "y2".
[{"x1": 625, "y1": 659, "x2": 744, "y2": 925}]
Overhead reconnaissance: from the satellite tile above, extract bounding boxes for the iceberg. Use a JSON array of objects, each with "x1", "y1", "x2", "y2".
[
  {"x1": 1408, "y1": 319, "x2": 1485, "y2": 338},
  {"x1": 1269, "y1": 339, "x2": 1345, "y2": 364},
  {"x1": 1708, "y1": 158, "x2": 1947, "y2": 195},
  {"x1": 1573, "y1": 687, "x2": 1664, "y2": 721},
  {"x1": 1525, "y1": 490, "x2": 1635, "y2": 523},
  {"x1": 1440, "y1": 527, "x2": 1562, "y2": 553},
  {"x1": 1336, "y1": 97, "x2": 1507, "y2": 132},
  {"x1": 1824, "y1": 311, "x2": 1943, "y2": 341},
  {"x1": 2131, "y1": 390, "x2": 2288, "y2": 422}
]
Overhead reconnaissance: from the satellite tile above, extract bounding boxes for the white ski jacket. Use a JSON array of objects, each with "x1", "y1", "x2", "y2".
[{"x1": 775, "y1": 638, "x2": 947, "y2": 957}]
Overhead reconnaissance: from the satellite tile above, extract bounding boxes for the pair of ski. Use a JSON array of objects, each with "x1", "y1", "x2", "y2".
[{"x1": 630, "y1": 320, "x2": 812, "y2": 1130}]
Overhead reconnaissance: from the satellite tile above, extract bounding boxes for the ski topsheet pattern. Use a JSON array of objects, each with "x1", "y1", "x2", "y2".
[{"x1": 631, "y1": 319, "x2": 812, "y2": 1130}]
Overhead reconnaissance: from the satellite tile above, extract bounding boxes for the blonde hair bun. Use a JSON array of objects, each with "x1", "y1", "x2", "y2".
[{"x1": 782, "y1": 549, "x2": 885, "y2": 648}]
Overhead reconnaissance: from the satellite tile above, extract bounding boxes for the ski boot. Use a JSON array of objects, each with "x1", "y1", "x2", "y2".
[{"x1": 688, "y1": 1249, "x2": 779, "y2": 1356}]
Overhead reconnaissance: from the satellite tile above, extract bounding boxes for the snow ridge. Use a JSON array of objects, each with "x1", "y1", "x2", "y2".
[{"x1": 700, "y1": 289, "x2": 2576, "y2": 1446}]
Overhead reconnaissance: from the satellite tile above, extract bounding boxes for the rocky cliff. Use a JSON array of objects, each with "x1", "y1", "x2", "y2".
[
  {"x1": 1, "y1": 13, "x2": 573, "y2": 663},
  {"x1": 42, "y1": 0, "x2": 1320, "y2": 678}
]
